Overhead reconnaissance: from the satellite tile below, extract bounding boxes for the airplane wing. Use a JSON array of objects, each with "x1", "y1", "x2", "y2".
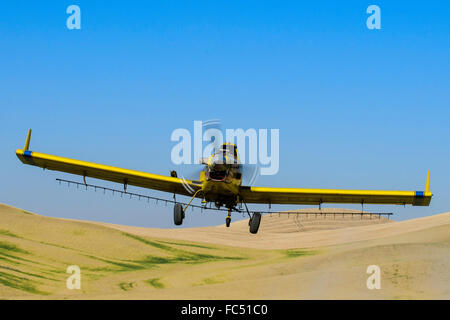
[
  {"x1": 240, "y1": 174, "x2": 432, "y2": 207},
  {"x1": 16, "y1": 130, "x2": 201, "y2": 197}
]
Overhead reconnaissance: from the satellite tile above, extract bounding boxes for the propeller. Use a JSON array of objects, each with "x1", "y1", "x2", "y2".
[
  {"x1": 172, "y1": 119, "x2": 260, "y2": 186},
  {"x1": 181, "y1": 163, "x2": 259, "y2": 185},
  {"x1": 181, "y1": 164, "x2": 205, "y2": 182},
  {"x1": 240, "y1": 163, "x2": 259, "y2": 186},
  {"x1": 177, "y1": 119, "x2": 222, "y2": 182}
]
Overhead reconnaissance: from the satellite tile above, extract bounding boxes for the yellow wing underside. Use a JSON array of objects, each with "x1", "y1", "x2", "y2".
[
  {"x1": 16, "y1": 149, "x2": 201, "y2": 197},
  {"x1": 17, "y1": 148, "x2": 432, "y2": 207},
  {"x1": 239, "y1": 185, "x2": 432, "y2": 206},
  {"x1": 16, "y1": 129, "x2": 432, "y2": 207}
]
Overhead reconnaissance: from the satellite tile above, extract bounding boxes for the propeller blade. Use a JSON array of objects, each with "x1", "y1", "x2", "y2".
[
  {"x1": 240, "y1": 163, "x2": 259, "y2": 186},
  {"x1": 179, "y1": 164, "x2": 204, "y2": 181}
]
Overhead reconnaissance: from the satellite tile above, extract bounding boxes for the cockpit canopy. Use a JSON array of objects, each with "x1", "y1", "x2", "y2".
[
  {"x1": 217, "y1": 143, "x2": 238, "y2": 158},
  {"x1": 206, "y1": 143, "x2": 240, "y2": 181}
]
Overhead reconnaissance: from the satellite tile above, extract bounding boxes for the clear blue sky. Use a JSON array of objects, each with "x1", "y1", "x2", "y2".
[{"x1": 1, "y1": 1, "x2": 449, "y2": 227}]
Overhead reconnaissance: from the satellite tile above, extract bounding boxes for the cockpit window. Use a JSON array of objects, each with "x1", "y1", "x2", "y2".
[{"x1": 219, "y1": 144, "x2": 237, "y2": 157}]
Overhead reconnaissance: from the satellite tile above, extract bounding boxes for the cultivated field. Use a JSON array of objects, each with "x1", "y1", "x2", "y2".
[{"x1": 1, "y1": 203, "x2": 449, "y2": 299}]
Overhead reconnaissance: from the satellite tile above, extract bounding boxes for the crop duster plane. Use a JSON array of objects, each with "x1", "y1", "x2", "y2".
[{"x1": 16, "y1": 129, "x2": 432, "y2": 234}]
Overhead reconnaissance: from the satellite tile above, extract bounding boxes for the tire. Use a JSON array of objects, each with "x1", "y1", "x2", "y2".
[
  {"x1": 174, "y1": 203, "x2": 184, "y2": 226},
  {"x1": 249, "y1": 212, "x2": 261, "y2": 234},
  {"x1": 226, "y1": 217, "x2": 231, "y2": 227}
]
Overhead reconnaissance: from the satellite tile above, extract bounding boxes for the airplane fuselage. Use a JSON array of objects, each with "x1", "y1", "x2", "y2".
[
  {"x1": 197, "y1": 143, "x2": 244, "y2": 209},
  {"x1": 201, "y1": 166, "x2": 242, "y2": 209}
]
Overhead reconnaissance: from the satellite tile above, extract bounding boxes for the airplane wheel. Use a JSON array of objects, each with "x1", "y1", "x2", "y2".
[
  {"x1": 174, "y1": 203, "x2": 184, "y2": 226},
  {"x1": 226, "y1": 217, "x2": 231, "y2": 227},
  {"x1": 249, "y1": 212, "x2": 261, "y2": 234}
]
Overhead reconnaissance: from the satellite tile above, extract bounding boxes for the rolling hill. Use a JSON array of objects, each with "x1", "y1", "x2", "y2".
[{"x1": 1, "y1": 203, "x2": 449, "y2": 299}]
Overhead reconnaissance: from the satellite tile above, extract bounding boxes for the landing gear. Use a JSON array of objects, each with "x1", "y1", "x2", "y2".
[
  {"x1": 225, "y1": 209, "x2": 231, "y2": 227},
  {"x1": 249, "y1": 212, "x2": 261, "y2": 234},
  {"x1": 174, "y1": 189, "x2": 201, "y2": 226},
  {"x1": 174, "y1": 203, "x2": 184, "y2": 226},
  {"x1": 242, "y1": 201, "x2": 261, "y2": 234}
]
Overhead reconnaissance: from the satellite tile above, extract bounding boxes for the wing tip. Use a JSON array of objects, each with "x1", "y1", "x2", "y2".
[{"x1": 24, "y1": 129, "x2": 32, "y2": 150}]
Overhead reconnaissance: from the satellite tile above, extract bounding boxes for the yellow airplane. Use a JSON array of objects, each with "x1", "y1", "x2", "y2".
[{"x1": 16, "y1": 129, "x2": 432, "y2": 234}]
